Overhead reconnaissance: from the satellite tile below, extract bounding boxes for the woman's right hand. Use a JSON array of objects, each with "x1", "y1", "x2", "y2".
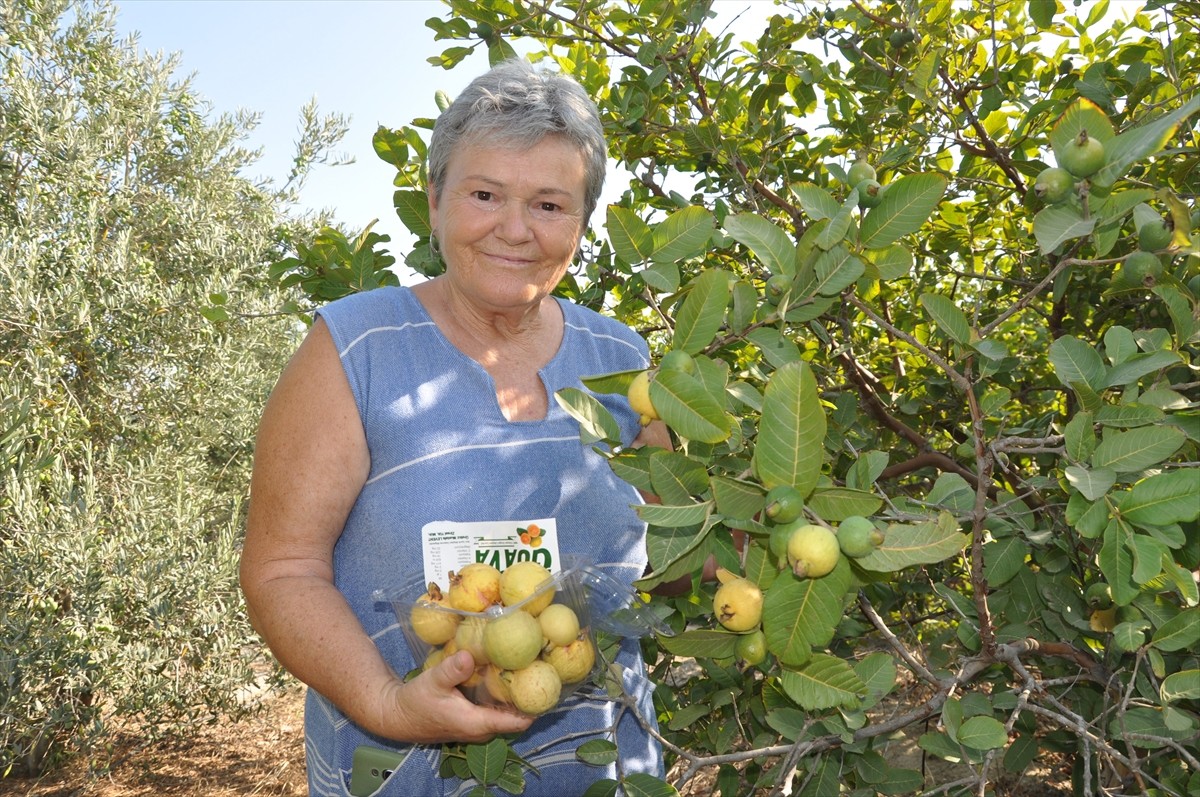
[{"x1": 380, "y1": 650, "x2": 535, "y2": 744}]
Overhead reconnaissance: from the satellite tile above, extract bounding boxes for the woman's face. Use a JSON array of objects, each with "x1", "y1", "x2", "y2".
[{"x1": 429, "y1": 135, "x2": 588, "y2": 313}]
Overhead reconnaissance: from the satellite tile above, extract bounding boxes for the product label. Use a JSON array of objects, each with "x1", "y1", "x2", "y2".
[{"x1": 421, "y1": 517, "x2": 560, "y2": 588}]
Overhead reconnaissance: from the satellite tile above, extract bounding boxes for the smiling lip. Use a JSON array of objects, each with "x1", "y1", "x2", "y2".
[{"x1": 482, "y1": 251, "x2": 535, "y2": 266}]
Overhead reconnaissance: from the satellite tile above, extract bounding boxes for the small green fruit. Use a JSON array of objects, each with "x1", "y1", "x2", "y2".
[
  {"x1": 1121, "y1": 250, "x2": 1163, "y2": 287},
  {"x1": 659, "y1": 350, "x2": 697, "y2": 375},
  {"x1": 763, "y1": 485, "x2": 805, "y2": 525},
  {"x1": 856, "y1": 178, "x2": 884, "y2": 209},
  {"x1": 1059, "y1": 130, "x2": 1106, "y2": 179},
  {"x1": 735, "y1": 628, "x2": 768, "y2": 666},
  {"x1": 1085, "y1": 582, "x2": 1114, "y2": 610},
  {"x1": 1034, "y1": 167, "x2": 1074, "y2": 204},
  {"x1": 765, "y1": 273, "x2": 791, "y2": 305},
  {"x1": 847, "y1": 158, "x2": 876, "y2": 185},
  {"x1": 1137, "y1": 219, "x2": 1173, "y2": 252},
  {"x1": 836, "y1": 516, "x2": 883, "y2": 558}
]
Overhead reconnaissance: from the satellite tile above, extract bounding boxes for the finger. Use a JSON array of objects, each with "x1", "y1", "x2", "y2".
[{"x1": 429, "y1": 649, "x2": 478, "y2": 690}]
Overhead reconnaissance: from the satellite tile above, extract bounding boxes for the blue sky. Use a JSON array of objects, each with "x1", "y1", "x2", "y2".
[{"x1": 113, "y1": 0, "x2": 487, "y2": 260}]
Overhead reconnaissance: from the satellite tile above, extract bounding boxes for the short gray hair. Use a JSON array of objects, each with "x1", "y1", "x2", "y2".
[{"x1": 428, "y1": 58, "x2": 607, "y2": 226}]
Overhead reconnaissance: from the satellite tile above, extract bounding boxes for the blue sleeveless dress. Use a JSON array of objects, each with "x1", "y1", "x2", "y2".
[{"x1": 307, "y1": 286, "x2": 664, "y2": 796}]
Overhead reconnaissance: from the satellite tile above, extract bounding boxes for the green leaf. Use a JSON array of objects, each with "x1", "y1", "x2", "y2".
[
  {"x1": 649, "y1": 369, "x2": 730, "y2": 444},
  {"x1": 1092, "y1": 94, "x2": 1200, "y2": 187},
  {"x1": 803, "y1": 245, "x2": 866, "y2": 297},
  {"x1": 639, "y1": 260, "x2": 680, "y2": 293},
  {"x1": 372, "y1": 126, "x2": 409, "y2": 167},
  {"x1": 723, "y1": 212, "x2": 797, "y2": 276},
  {"x1": 1095, "y1": 403, "x2": 1164, "y2": 428},
  {"x1": 657, "y1": 628, "x2": 739, "y2": 659},
  {"x1": 805, "y1": 487, "x2": 883, "y2": 520},
  {"x1": 1050, "y1": 98, "x2": 1115, "y2": 155},
  {"x1": 621, "y1": 773, "x2": 679, "y2": 797},
  {"x1": 855, "y1": 652, "x2": 898, "y2": 699},
  {"x1": 1064, "y1": 411, "x2": 1097, "y2": 462},
  {"x1": 1033, "y1": 203, "x2": 1096, "y2": 254},
  {"x1": 752, "y1": 360, "x2": 826, "y2": 495},
  {"x1": 1028, "y1": 0, "x2": 1055, "y2": 28},
  {"x1": 1048, "y1": 335, "x2": 1107, "y2": 391},
  {"x1": 465, "y1": 738, "x2": 509, "y2": 785},
  {"x1": 983, "y1": 536, "x2": 1027, "y2": 587},
  {"x1": 582, "y1": 780, "x2": 620, "y2": 797},
  {"x1": 957, "y1": 716, "x2": 1008, "y2": 751},
  {"x1": 1111, "y1": 619, "x2": 1151, "y2": 652},
  {"x1": 554, "y1": 388, "x2": 622, "y2": 446},
  {"x1": 1064, "y1": 465, "x2": 1116, "y2": 501},
  {"x1": 1151, "y1": 608, "x2": 1200, "y2": 652},
  {"x1": 393, "y1": 189, "x2": 431, "y2": 237},
  {"x1": 816, "y1": 193, "x2": 857, "y2": 251},
  {"x1": 635, "y1": 501, "x2": 712, "y2": 528},
  {"x1": 1092, "y1": 426, "x2": 1186, "y2": 473},
  {"x1": 710, "y1": 476, "x2": 763, "y2": 521},
  {"x1": 866, "y1": 244, "x2": 914, "y2": 281},
  {"x1": 606, "y1": 205, "x2": 654, "y2": 264},
  {"x1": 920, "y1": 293, "x2": 973, "y2": 346},
  {"x1": 1121, "y1": 469, "x2": 1200, "y2": 526},
  {"x1": 780, "y1": 653, "x2": 867, "y2": 710},
  {"x1": 576, "y1": 739, "x2": 619, "y2": 767},
  {"x1": 1104, "y1": 350, "x2": 1182, "y2": 388},
  {"x1": 666, "y1": 702, "x2": 712, "y2": 731},
  {"x1": 1099, "y1": 519, "x2": 1139, "y2": 606},
  {"x1": 855, "y1": 513, "x2": 968, "y2": 572},
  {"x1": 1161, "y1": 670, "x2": 1200, "y2": 703},
  {"x1": 793, "y1": 183, "x2": 841, "y2": 222},
  {"x1": 672, "y1": 269, "x2": 732, "y2": 355},
  {"x1": 651, "y1": 205, "x2": 713, "y2": 264},
  {"x1": 763, "y1": 564, "x2": 851, "y2": 666},
  {"x1": 859, "y1": 173, "x2": 948, "y2": 249}
]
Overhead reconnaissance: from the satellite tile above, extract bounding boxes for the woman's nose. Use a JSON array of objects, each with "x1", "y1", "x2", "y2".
[{"x1": 494, "y1": 202, "x2": 534, "y2": 243}]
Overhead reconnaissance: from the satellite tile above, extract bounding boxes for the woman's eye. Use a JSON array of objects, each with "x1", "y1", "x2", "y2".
[
  {"x1": 473, "y1": 190, "x2": 494, "y2": 202},
  {"x1": 538, "y1": 202, "x2": 560, "y2": 213}
]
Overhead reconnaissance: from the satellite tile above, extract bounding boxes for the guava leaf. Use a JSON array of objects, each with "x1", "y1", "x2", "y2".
[
  {"x1": 805, "y1": 487, "x2": 883, "y2": 520},
  {"x1": 1092, "y1": 94, "x2": 1200, "y2": 187},
  {"x1": 1161, "y1": 670, "x2": 1200, "y2": 703},
  {"x1": 723, "y1": 212, "x2": 797, "y2": 276},
  {"x1": 780, "y1": 653, "x2": 867, "y2": 710},
  {"x1": 1033, "y1": 203, "x2": 1096, "y2": 254},
  {"x1": 649, "y1": 449, "x2": 710, "y2": 504},
  {"x1": 649, "y1": 368, "x2": 730, "y2": 443},
  {"x1": 372, "y1": 126, "x2": 409, "y2": 167},
  {"x1": 1098, "y1": 518, "x2": 1139, "y2": 606},
  {"x1": 1064, "y1": 465, "x2": 1116, "y2": 501},
  {"x1": 651, "y1": 205, "x2": 713, "y2": 265},
  {"x1": 751, "y1": 360, "x2": 826, "y2": 494},
  {"x1": 466, "y1": 738, "x2": 509, "y2": 785},
  {"x1": 762, "y1": 561, "x2": 851, "y2": 666},
  {"x1": 816, "y1": 193, "x2": 857, "y2": 251},
  {"x1": 634, "y1": 501, "x2": 713, "y2": 528},
  {"x1": 1152, "y1": 608, "x2": 1200, "y2": 652},
  {"x1": 639, "y1": 260, "x2": 680, "y2": 293},
  {"x1": 805, "y1": 245, "x2": 866, "y2": 297},
  {"x1": 607, "y1": 205, "x2": 654, "y2": 265},
  {"x1": 920, "y1": 293, "x2": 973, "y2": 346},
  {"x1": 393, "y1": 189, "x2": 431, "y2": 237},
  {"x1": 1064, "y1": 411, "x2": 1097, "y2": 462},
  {"x1": 1105, "y1": 350, "x2": 1182, "y2": 388},
  {"x1": 855, "y1": 512, "x2": 968, "y2": 572},
  {"x1": 672, "y1": 268, "x2": 731, "y2": 355},
  {"x1": 554, "y1": 387, "x2": 622, "y2": 445},
  {"x1": 709, "y1": 476, "x2": 765, "y2": 521},
  {"x1": 957, "y1": 716, "x2": 1009, "y2": 751},
  {"x1": 859, "y1": 173, "x2": 948, "y2": 249},
  {"x1": 1119, "y1": 469, "x2": 1200, "y2": 526},
  {"x1": 1096, "y1": 404, "x2": 1163, "y2": 428},
  {"x1": 575, "y1": 739, "x2": 619, "y2": 766},
  {"x1": 657, "y1": 628, "x2": 739, "y2": 659},
  {"x1": 621, "y1": 773, "x2": 679, "y2": 797},
  {"x1": 793, "y1": 183, "x2": 841, "y2": 222},
  {"x1": 1048, "y1": 335, "x2": 1107, "y2": 391},
  {"x1": 1092, "y1": 426, "x2": 1185, "y2": 473}
]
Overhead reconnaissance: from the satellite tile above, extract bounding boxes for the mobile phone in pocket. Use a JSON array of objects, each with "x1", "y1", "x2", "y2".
[{"x1": 349, "y1": 745, "x2": 407, "y2": 796}]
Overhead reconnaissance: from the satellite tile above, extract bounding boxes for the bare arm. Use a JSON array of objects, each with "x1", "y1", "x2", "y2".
[{"x1": 239, "y1": 319, "x2": 532, "y2": 743}]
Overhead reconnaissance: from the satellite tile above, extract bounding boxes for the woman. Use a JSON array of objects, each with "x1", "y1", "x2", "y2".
[{"x1": 240, "y1": 58, "x2": 670, "y2": 796}]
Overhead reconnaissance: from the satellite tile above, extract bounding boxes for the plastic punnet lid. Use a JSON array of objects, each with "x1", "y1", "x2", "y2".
[{"x1": 565, "y1": 556, "x2": 674, "y2": 638}]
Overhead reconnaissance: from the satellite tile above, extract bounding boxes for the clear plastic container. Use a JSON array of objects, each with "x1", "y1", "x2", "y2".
[{"x1": 374, "y1": 558, "x2": 673, "y2": 714}]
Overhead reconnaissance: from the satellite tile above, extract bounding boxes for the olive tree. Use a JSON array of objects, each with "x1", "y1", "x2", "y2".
[
  {"x1": 277, "y1": 1, "x2": 1199, "y2": 794},
  {"x1": 0, "y1": 0, "x2": 347, "y2": 775}
]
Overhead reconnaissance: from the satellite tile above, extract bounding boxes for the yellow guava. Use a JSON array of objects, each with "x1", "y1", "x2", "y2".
[
  {"x1": 544, "y1": 637, "x2": 596, "y2": 684},
  {"x1": 483, "y1": 610, "x2": 543, "y2": 671},
  {"x1": 713, "y1": 576, "x2": 764, "y2": 632},
  {"x1": 447, "y1": 563, "x2": 502, "y2": 612},
  {"x1": 538, "y1": 603, "x2": 581, "y2": 647},
  {"x1": 409, "y1": 582, "x2": 460, "y2": 645},
  {"x1": 503, "y1": 660, "x2": 562, "y2": 715},
  {"x1": 498, "y1": 561, "x2": 554, "y2": 615},
  {"x1": 787, "y1": 524, "x2": 841, "y2": 579}
]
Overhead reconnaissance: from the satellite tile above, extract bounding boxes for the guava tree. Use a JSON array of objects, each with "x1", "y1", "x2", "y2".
[{"x1": 276, "y1": 1, "x2": 1199, "y2": 794}]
